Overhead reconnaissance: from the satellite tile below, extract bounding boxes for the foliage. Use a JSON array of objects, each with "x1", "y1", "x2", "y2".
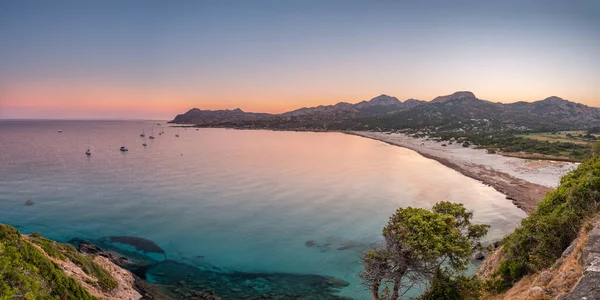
[
  {"x1": 593, "y1": 141, "x2": 600, "y2": 156},
  {"x1": 489, "y1": 151, "x2": 600, "y2": 291},
  {"x1": 360, "y1": 202, "x2": 489, "y2": 299},
  {"x1": 29, "y1": 235, "x2": 118, "y2": 292},
  {"x1": 418, "y1": 269, "x2": 481, "y2": 300},
  {"x1": 0, "y1": 224, "x2": 97, "y2": 299},
  {"x1": 423, "y1": 131, "x2": 590, "y2": 161}
]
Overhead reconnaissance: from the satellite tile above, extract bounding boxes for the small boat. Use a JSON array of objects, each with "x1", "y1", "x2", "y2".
[
  {"x1": 140, "y1": 129, "x2": 145, "y2": 137},
  {"x1": 175, "y1": 128, "x2": 180, "y2": 137},
  {"x1": 120, "y1": 146, "x2": 128, "y2": 152},
  {"x1": 142, "y1": 142, "x2": 147, "y2": 147},
  {"x1": 196, "y1": 129, "x2": 199, "y2": 131},
  {"x1": 85, "y1": 138, "x2": 91, "y2": 156},
  {"x1": 58, "y1": 130, "x2": 63, "y2": 133},
  {"x1": 149, "y1": 128, "x2": 155, "y2": 139}
]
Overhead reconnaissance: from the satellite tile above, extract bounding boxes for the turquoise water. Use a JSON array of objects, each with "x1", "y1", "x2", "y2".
[{"x1": 0, "y1": 120, "x2": 526, "y2": 298}]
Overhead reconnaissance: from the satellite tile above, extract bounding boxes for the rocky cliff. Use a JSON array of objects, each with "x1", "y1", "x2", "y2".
[{"x1": 0, "y1": 224, "x2": 143, "y2": 300}]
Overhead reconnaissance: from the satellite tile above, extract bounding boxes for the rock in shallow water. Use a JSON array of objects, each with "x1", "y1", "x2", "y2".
[
  {"x1": 100, "y1": 236, "x2": 167, "y2": 258},
  {"x1": 472, "y1": 251, "x2": 485, "y2": 260}
]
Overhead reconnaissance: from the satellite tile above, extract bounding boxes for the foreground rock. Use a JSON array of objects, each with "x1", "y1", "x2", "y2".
[{"x1": 559, "y1": 224, "x2": 600, "y2": 300}]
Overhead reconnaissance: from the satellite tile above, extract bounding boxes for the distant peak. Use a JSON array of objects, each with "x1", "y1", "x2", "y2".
[
  {"x1": 232, "y1": 108, "x2": 244, "y2": 113},
  {"x1": 370, "y1": 94, "x2": 397, "y2": 100},
  {"x1": 450, "y1": 91, "x2": 476, "y2": 98},
  {"x1": 543, "y1": 96, "x2": 565, "y2": 102},
  {"x1": 374, "y1": 94, "x2": 391, "y2": 98},
  {"x1": 360, "y1": 94, "x2": 401, "y2": 105},
  {"x1": 431, "y1": 91, "x2": 477, "y2": 103}
]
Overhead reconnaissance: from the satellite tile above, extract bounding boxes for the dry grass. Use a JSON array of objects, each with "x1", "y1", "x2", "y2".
[{"x1": 518, "y1": 131, "x2": 596, "y2": 146}]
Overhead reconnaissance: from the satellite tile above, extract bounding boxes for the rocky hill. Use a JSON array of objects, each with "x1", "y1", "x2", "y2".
[{"x1": 170, "y1": 108, "x2": 273, "y2": 125}]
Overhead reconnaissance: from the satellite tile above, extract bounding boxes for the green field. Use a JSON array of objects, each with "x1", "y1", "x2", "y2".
[{"x1": 518, "y1": 131, "x2": 599, "y2": 145}]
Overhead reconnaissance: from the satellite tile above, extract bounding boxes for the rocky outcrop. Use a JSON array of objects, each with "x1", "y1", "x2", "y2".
[{"x1": 559, "y1": 225, "x2": 600, "y2": 299}]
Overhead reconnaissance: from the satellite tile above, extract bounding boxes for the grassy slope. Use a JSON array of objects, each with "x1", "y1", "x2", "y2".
[
  {"x1": 0, "y1": 224, "x2": 115, "y2": 299},
  {"x1": 483, "y1": 147, "x2": 600, "y2": 292},
  {"x1": 27, "y1": 233, "x2": 118, "y2": 292}
]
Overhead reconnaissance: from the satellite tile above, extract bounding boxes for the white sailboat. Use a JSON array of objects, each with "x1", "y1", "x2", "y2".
[{"x1": 85, "y1": 138, "x2": 91, "y2": 156}]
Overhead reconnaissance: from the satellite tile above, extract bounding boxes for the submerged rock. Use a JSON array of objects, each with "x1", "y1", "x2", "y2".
[
  {"x1": 305, "y1": 240, "x2": 316, "y2": 247},
  {"x1": 25, "y1": 199, "x2": 34, "y2": 206},
  {"x1": 101, "y1": 236, "x2": 166, "y2": 257},
  {"x1": 143, "y1": 259, "x2": 351, "y2": 299},
  {"x1": 79, "y1": 243, "x2": 104, "y2": 255},
  {"x1": 323, "y1": 276, "x2": 350, "y2": 288}
]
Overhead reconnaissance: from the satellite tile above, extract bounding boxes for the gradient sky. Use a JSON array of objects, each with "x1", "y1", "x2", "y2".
[{"x1": 1, "y1": 0, "x2": 599, "y2": 119}]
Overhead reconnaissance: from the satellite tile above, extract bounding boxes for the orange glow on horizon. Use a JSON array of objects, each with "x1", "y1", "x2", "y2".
[{"x1": 2, "y1": 80, "x2": 599, "y2": 119}]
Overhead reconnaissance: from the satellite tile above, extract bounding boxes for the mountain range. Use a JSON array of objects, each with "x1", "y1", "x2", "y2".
[{"x1": 170, "y1": 91, "x2": 600, "y2": 131}]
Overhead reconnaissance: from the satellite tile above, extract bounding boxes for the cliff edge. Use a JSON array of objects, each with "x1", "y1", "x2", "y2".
[{"x1": 0, "y1": 224, "x2": 142, "y2": 299}]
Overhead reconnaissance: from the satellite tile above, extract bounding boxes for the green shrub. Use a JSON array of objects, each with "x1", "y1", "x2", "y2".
[{"x1": 419, "y1": 269, "x2": 481, "y2": 300}]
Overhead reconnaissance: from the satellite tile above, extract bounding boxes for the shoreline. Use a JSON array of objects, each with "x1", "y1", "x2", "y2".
[
  {"x1": 346, "y1": 131, "x2": 578, "y2": 213},
  {"x1": 173, "y1": 125, "x2": 577, "y2": 213}
]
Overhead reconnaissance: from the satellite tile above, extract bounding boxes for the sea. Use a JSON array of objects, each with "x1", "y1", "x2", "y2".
[{"x1": 0, "y1": 120, "x2": 526, "y2": 299}]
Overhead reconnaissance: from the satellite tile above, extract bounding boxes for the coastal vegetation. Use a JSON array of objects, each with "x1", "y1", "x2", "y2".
[
  {"x1": 361, "y1": 201, "x2": 489, "y2": 299},
  {"x1": 411, "y1": 131, "x2": 591, "y2": 161},
  {"x1": 485, "y1": 142, "x2": 600, "y2": 293},
  {"x1": 0, "y1": 224, "x2": 96, "y2": 299},
  {"x1": 359, "y1": 143, "x2": 600, "y2": 299}
]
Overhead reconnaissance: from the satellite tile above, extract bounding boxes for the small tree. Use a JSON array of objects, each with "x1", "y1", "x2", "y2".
[{"x1": 360, "y1": 202, "x2": 489, "y2": 299}]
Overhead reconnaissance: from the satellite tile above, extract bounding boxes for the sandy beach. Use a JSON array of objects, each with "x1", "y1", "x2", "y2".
[{"x1": 349, "y1": 131, "x2": 579, "y2": 213}]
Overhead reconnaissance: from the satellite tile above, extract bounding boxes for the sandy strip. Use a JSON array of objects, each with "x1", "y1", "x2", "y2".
[{"x1": 348, "y1": 131, "x2": 579, "y2": 214}]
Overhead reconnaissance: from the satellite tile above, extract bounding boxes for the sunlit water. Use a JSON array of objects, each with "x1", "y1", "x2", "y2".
[{"x1": 0, "y1": 120, "x2": 526, "y2": 298}]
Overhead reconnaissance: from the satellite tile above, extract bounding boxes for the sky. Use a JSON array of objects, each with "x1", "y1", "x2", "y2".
[{"x1": 1, "y1": 0, "x2": 599, "y2": 120}]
